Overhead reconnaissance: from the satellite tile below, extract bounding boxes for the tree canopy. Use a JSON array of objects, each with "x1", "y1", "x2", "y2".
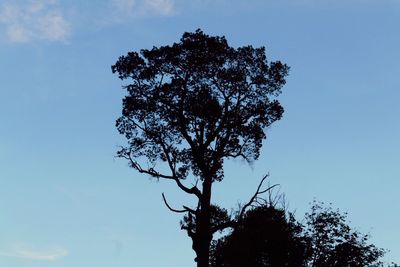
[
  {"x1": 112, "y1": 29, "x2": 289, "y2": 267},
  {"x1": 112, "y1": 29, "x2": 288, "y2": 182},
  {"x1": 210, "y1": 201, "x2": 388, "y2": 267}
]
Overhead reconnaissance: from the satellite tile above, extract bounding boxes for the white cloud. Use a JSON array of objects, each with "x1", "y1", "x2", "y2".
[
  {"x1": 0, "y1": 0, "x2": 71, "y2": 43},
  {"x1": 6, "y1": 24, "x2": 31, "y2": 42},
  {"x1": 0, "y1": 244, "x2": 68, "y2": 261},
  {"x1": 110, "y1": 0, "x2": 175, "y2": 18}
]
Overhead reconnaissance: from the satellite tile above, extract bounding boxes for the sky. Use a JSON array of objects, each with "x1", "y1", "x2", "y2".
[{"x1": 0, "y1": 0, "x2": 399, "y2": 266}]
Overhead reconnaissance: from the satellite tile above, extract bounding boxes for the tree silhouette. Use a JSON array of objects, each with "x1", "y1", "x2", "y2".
[
  {"x1": 210, "y1": 205, "x2": 310, "y2": 267},
  {"x1": 305, "y1": 202, "x2": 385, "y2": 267},
  {"x1": 112, "y1": 29, "x2": 289, "y2": 267},
  {"x1": 210, "y1": 201, "x2": 387, "y2": 267}
]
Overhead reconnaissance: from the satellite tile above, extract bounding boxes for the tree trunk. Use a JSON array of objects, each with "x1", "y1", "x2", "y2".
[
  {"x1": 194, "y1": 178, "x2": 213, "y2": 267},
  {"x1": 196, "y1": 237, "x2": 211, "y2": 267},
  {"x1": 195, "y1": 215, "x2": 212, "y2": 267}
]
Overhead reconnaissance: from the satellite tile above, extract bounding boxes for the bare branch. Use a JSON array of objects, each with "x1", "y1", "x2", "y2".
[
  {"x1": 210, "y1": 175, "x2": 279, "y2": 234},
  {"x1": 123, "y1": 153, "x2": 176, "y2": 180},
  {"x1": 237, "y1": 174, "x2": 279, "y2": 222},
  {"x1": 162, "y1": 193, "x2": 188, "y2": 213}
]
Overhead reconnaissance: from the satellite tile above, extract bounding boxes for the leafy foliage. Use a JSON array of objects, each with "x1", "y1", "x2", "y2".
[
  {"x1": 210, "y1": 205, "x2": 310, "y2": 267},
  {"x1": 112, "y1": 29, "x2": 289, "y2": 182},
  {"x1": 305, "y1": 202, "x2": 385, "y2": 267},
  {"x1": 210, "y1": 202, "x2": 387, "y2": 267}
]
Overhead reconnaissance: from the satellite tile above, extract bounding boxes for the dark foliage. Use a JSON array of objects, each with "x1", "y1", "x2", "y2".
[
  {"x1": 112, "y1": 29, "x2": 288, "y2": 182},
  {"x1": 211, "y1": 202, "x2": 387, "y2": 267},
  {"x1": 210, "y1": 205, "x2": 310, "y2": 267},
  {"x1": 305, "y1": 202, "x2": 385, "y2": 267},
  {"x1": 112, "y1": 29, "x2": 289, "y2": 266}
]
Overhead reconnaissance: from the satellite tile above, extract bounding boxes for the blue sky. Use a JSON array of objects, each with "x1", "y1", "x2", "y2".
[{"x1": 0, "y1": 0, "x2": 399, "y2": 266}]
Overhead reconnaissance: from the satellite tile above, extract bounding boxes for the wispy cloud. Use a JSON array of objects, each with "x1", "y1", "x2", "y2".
[
  {"x1": 0, "y1": 0, "x2": 71, "y2": 43},
  {"x1": 110, "y1": 0, "x2": 175, "y2": 19},
  {"x1": 0, "y1": 244, "x2": 68, "y2": 261}
]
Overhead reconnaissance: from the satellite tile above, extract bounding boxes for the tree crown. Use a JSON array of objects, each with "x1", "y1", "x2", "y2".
[{"x1": 112, "y1": 29, "x2": 289, "y2": 182}]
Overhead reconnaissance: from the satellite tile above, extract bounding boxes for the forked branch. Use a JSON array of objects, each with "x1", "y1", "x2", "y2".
[{"x1": 237, "y1": 174, "x2": 279, "y2": 222}]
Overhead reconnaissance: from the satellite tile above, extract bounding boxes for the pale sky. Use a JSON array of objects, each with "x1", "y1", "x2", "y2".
[{"x1": 0, "y1": 0, "x2": 399, "y2": 266}]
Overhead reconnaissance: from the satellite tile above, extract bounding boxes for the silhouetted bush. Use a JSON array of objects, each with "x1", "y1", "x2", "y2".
[{"x1": 210, "y1": 201, "x2": 388, "y2": 267}]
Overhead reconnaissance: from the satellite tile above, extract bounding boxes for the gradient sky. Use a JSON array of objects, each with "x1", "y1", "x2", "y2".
[{"x1": 1, "y1": 0, "x2": 399, "y2": 266}]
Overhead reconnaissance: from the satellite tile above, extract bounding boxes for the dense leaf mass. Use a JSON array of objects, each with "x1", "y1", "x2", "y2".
[
  {"x1": 210, "y1": 202, "x2": 387, "y2": 267},
  {"x1": 112, "y1": 29, "x2": 289, "y2": 182},
  {"x1": 210, "y1": 206, "x2": 309, "y2": 267}
]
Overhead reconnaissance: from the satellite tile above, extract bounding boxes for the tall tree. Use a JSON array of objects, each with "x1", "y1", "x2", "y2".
[{"x1": 112, "y1": 29, "x2": 289, "y2": 267}]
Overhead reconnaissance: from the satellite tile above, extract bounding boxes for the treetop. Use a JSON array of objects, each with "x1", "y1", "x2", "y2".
[{"x1": 112, "y1": 29, "x2": 289, "y2": 183}]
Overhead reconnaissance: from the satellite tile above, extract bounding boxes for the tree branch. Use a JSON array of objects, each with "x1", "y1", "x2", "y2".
[
  {"x1": 162, "y1": 193, "x2": 196, "y2": 214},
  {"x1": 175, "y1": 178, "x2": 202, "y2": 199},
  {"x1": 162, "y1": 193, "x2": 188, "y2": 213},
  {"x1": 123, "y1": 153, "x2": 175, "y2": 179},
  {"x1": 124, "y1": 149, "x2": 202, "y2": 198},
  {"x1": 237, "y1": 174, "x2": 279, "y2": 222}
]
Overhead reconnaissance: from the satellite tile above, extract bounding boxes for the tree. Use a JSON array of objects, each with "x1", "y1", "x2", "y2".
[
  {"x1": 210, "y1": 205, "x2": 310, "y2": 267},
  {"x1": 112, "y1": 29, "x2": 289, "y2": 267},
  {"x1": 305, "y1": 202, "x2": 385, "y2": 267},
  {"x1": 210, "y1": 201, "x2": 387, "y2": 267}
]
